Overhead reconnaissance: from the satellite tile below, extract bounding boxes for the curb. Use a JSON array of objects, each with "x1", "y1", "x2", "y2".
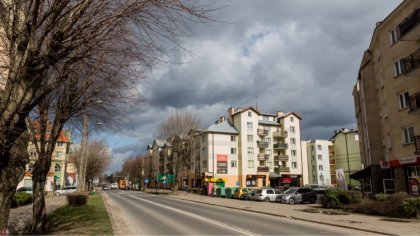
[{"x1": 163, "y1": 194, "x2": 395, "y2": 236}]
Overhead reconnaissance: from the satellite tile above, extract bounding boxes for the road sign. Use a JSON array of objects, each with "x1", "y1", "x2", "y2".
[
  {"x1": 144, "y1": 178, "x2": 149, "y2": 184},
  {"x1": 163, "y1": 180, "x2": 167, "y2": 184},
  {"x1": 157, "y1": 174, "x2": 174, "y2": 183}
]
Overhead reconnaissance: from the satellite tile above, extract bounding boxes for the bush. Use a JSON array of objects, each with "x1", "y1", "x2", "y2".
[
  {"x1": 67, "y1": 193, "x2": 89, "y2": 207},
  {"x1": 322, "y1": 189, "x2": 362, "y2": 209},
  {"x1": 373, "y1": 193, "x2": 390, "y2": 201},
  {"x1": 11, "y1": 192, "x2": 33, "y2": 208},
  {"x1": 402, "y1": 198, "x2": 420, "y2": 219}
]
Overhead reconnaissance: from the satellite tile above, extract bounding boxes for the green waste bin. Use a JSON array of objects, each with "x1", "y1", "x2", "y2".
[
  {"x1": 225, "y1": 187, "x2": 237, "y2": 198},
  {"x1": 215, "y1": 187, "x2": 226, "y2": 197}
]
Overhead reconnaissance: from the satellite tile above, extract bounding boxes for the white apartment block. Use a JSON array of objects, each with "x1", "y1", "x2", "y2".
[{"x1": 302, "y1": 140, "x2": 332, "y2": 186}]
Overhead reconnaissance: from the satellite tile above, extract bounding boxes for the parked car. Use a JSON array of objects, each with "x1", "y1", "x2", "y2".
[
  {"x1": 102, "y1": 184, "x2": 110, "y2": 190},
  {"x1": 277, "y1": 187, "x2": 317, "y2": 205},
  {"x1": 253, "y1": 188, "x2": 283, "y2": 202},
  {"x1": 55, "y1": 186, "x2": 77, "y2": 196},
  {"x1": 242, "y1": 189, "x2": 257, "y2": 200},
  {"x1": 16, "y1": 186, "x2": 33, "y2": 195},
  {"x1": 305, "y1": 184, "x2": 326, "y2": 194},
  {"x1": 110, "y1": 183, "x2": 118, "y2": 189},
  {"x1": 233, "y1": 187, "x2": 255, "y2": 199}
]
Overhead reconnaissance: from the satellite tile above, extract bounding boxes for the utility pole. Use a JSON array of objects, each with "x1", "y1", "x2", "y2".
[
  {"x1": 344, "y1": 132, "x2": 352, "y2": 186},
  {"x1": 78, "y1": 115, "x2": 88, "y2": 192}
]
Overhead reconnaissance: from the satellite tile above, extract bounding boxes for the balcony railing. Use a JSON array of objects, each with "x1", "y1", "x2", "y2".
[
  {"x1": 257, "y1": 153, "x2": 267, "y2": 160},
  {"x1": 274, "y1": 154, "x2": 289, "y2": 161},
  {"x1": 257, "y1": 129, "x2": 269, "y2": 136},
  {"x1": 257, "y1": 166, "x2": 269, "y2": 172},
  {"x1": 409, "y1": 92, "x2": 420, "y2": 115},
  {"x1": 273, "y1": 131, "x2": 288, "y2": 138},
  {"x1": 257, "y1": 141, "x2": 269, "y2": 148},
  {"x1": 278, "y1": 166, "x2": 290, "y2": 172},
  {"x1": 273, "y1": 143, "x2": 288, "y2": 149},
  {"x1": 398, "y1": 8, "x2": 420, "y2": 41},
  {"x1": 403, "y1": 48, "x2": 420, "y2": 76}
]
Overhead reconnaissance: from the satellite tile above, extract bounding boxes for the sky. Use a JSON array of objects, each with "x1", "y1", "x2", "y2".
[{"x1": 94, "y1": 0, "x2": 403, "y2": 173}]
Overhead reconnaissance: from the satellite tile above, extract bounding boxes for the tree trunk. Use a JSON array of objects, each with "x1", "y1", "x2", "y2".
[
  {"x1": 0, "y1": 132, "x2": 29, "y2": 233},
  {"x1": 31, "y1": 176, "x2": 46, "y2": 233}
]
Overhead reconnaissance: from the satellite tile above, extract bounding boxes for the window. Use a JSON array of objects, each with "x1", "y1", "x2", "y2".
[
  {"x1": 389, "y1": 28, "x2": 400, "y2": 45},
  {"x1": 248, "y1": 111, "x2": 252, "y2": 117},
  {"x1": 290, "y1": 117, "x2": 294, "y2": 122},
  {"x1": 290, "y1": 138, "x2": 295, "y2": 145},
  {"x1": 393, "y1": 59, "x2": 405, "y2": 77},
  {"x1": 399, "y1": 91, "x2": 410, "y2": 109},
  {"x1": 247, "y1": 135, "x2": 253, "y2": 143},
  {"x1": 56, "y1": 152, "x2": 62, "y2": 158},
  {"x1": 317, "y1": 145, "x2": 322, "y2": 150},
  {"x1": 247, "y1": 122, "x2": 253, "y2": 130},
  {"x1": 266, "y1": 137, "x2": 271, "y2": 145},
  {"x1": 247, "y1": 147, "x2": 254, "y2": 157},
  {"x1": 202, "y1": 160, "x2": 207, "y2": 168},
  {"x1": 57, "y1": 142, "x2": 63, "y2": 147},
  {"x1": 231, "y1": 160, "x2": 237, "y2": 168},
  {"x1": 231, "y1": 136, "x2": 236, "y2": 142},
  {"x1": 55, "y1": 164, "x2": 61, "y2": 172},
  {"x1": 318, "y1": 165, "x2": 323, "y2": 171},
  {"x1": 291, "y1": 150, "x2": 296, "y2": 156},
  {"x1": 267, "y1": 161, "x2": 272, "y2": 168},
  {"x1": 291, "y1": 162, "x2": 297, "y2": 168},
  {"x1": 290, "y1": 126, "x2": 295, "y2": 133},
  {"x1": 231, "y1": 148, "x2": 237, "y2": 154},
  {"x1": 266, "y1": 190, "x2": 274, "y2": 194},
  {"x1": 403, "y1": 127, "x2": 415, "y2": 144},
  {"x1": 248, "y1": 160, "x2": 254, "y2": 168},
  {"x1": 317, "y1": 155, "x2": 322, "y2": 160}
]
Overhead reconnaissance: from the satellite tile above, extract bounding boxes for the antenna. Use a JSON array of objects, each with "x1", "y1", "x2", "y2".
[{"x1": 255, "y1": 92, "x2": 258, "y2": 111}]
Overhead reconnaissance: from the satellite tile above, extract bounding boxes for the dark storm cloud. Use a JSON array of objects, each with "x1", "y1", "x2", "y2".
[{"x1": 104, "y1": 0, "x2": 403, "y2": 172}]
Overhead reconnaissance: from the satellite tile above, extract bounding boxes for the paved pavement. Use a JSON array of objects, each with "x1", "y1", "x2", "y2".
[
  {"x1": 8, "y1": 195, "x2": 67, "y2": 235},
  {"x1": 149, "y1": 189, "x2": 419, "y2": 236}
]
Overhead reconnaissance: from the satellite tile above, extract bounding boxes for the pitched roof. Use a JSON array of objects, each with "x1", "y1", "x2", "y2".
[
  {"x1": 152, "y1": 139, "x2": 166, "y2": 148},
  {"x1": 277, "y1": 111, "x2": 302, "y2": 120},
  {"x1": 205, "y1": 120, "x2": 238, "y2": 134}
]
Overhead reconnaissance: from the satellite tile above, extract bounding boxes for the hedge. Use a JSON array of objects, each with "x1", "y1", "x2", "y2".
[{"x1": 11, "y1": 192, "x2": 33, "y2": 208}]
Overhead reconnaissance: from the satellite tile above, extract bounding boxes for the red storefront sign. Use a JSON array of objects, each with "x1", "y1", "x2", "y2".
[
  {"x1": 281, "y1": 178, "x2": 292, "y2": 184},
  {"x1": 380, "y1": 156, "x2": 420, "y2": 168}
]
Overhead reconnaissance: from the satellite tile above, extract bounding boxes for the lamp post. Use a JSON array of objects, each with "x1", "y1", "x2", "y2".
[{"x1": 77, "y1": 114, "x2": 89, "y2": 192}]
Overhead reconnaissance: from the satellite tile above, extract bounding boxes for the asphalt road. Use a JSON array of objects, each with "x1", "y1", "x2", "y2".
[{"x1": 105, "y1": 190, "x2": 374, "y2": 235}]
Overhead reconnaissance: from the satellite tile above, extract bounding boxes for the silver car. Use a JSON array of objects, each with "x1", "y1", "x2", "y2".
[
  {"x1": 278, "y1": 187, "x2": 317, "y2": 204},
  {"x1": 253, "y1": 188, "x2": 283, "y2": 202},
  {"x1": 55, "y1": 186, "x2": 77, "y2": 195}
]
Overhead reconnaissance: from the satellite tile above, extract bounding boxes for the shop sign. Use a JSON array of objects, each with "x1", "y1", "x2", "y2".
[
  {"x1": 257, "y1": 175, "x2": 266, "y2": 178},
  {"x1": 217, "y1": 154, "x2": 228, "y2": 174},
  {"x1": 380, "y1": 156, "x2": 420, "y2": 168},
  {"x1": 205, "y1": 172, "x2": 213, "y2": 177},
  {"x1": 281, "y1": 178, "x2": 292, "y2": 184}
]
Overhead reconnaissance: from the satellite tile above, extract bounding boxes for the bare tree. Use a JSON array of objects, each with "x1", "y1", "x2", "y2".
[
  {"x1": 158, "y1": 111, "x2": 200, "y2": 190},
  {"x1": 121, "y1": 154, "x2": 147, "y2": 189},
  {"x1": 0, "y1": 0, "x2": 213, "y2": 231}
]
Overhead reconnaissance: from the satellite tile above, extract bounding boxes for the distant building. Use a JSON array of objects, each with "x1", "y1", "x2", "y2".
[
  {"x1": 301, "y1": 140, "x2": 333, "y2": 186},
  {"x1": 352, "y1": 0, "x2": 420, "y2": 195}
]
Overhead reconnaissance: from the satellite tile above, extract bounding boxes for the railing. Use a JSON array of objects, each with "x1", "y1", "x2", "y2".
[
  {"x1": 278, "y1": 166, "x2": 290, "y2": 172},
  {"x1": 257, "y1": 153, "x2": 267, "y2": 160},
  {"x1": 273, "y1": 143, "x2": 288, "y2": 149},
  {"x1": 273, "y1": 131, "x2": 288, "y2": 138},
  {"x1": 403, "y1": 48, "x2": 420, "y2": 75},
  {"x1": 409, "y1": 92, "x2": 420, "y2": 114},
  {"x1": 257, "y1": 129, "x2": 269, "y2": 136},
  {"x1": 257, "y1": 166, "x2": 269, "y2": 172},
  {"x1": 274, "y1": 154, "x2": 289, "y2": 161},
  {"x1": 257, "y1": 141, "x2": 269, "y2": 148},
  {"x1": 398, "y1": 8, "x2": 420, "y2": 39}
]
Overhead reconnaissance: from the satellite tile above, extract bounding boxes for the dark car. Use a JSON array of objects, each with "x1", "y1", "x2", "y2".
[
  {"x1": 277, "y1": 187, "x2": 317, "y2": 204},
  {"x1": 102, "y1": 184, "x2": 110, "y2": 190},
  {"x1": 17, "y1": 186, "x2": 33, "y2": 195},
  {"x1": 242, "y1": 189, "x2": 257, "y2": 200}
]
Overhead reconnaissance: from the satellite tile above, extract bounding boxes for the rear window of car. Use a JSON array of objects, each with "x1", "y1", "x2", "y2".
[{"x1": 256, "y1": 190, "x2": 262, "y2": 194}]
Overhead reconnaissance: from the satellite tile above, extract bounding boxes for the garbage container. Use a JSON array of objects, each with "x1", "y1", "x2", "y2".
[{"x1": 215, "y1": 187, "x2": 226, "y2": 197}]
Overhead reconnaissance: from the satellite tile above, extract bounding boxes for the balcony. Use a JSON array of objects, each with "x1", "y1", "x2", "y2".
[
  {"x1": 273, "y1": 131, "x2": 288, "y2": 138},
  {"x1": 257, "y1": 129, "x2": 269, "y2": 136},
  {"x1": 257, "y1": 141, "x2": 269, "y2": 148},
  {"x1": 278, "y1": 166, "x2": 290, "y2": 173},
  {"x1": 257, "y1": 166, "x2": 269, "y2": 172},
  {"x1": 273, "y1": 143, "x2": 288, "y2": 150},
  {"x1": 403, "y1": 48, "x2": 420, "y2": 76},
  {"x1": 409, "y1": 92, "x2": 420, "y2": 115},
  {"x1": 398, "y1": 8, "x2": 420, "y2": 41},
  {"x1": 257, "y1": 153, "x2": 267, "y2": 160},
  {"x1": 274, "y1": 154, "x2": 289, "y2": 161}
]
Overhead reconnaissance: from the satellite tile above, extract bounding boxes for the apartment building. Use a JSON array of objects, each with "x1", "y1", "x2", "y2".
[
  {"x1": 227, "y1": 107, "x2": 303, "y2": 188},
  {"x1": 352, "y1": 0, "x2": 420, "y2": 195},
  {"x1": 331, "y1": 129, "x2": 362, "y2": 188},
  {"x1": 301, "y1": 140, "x2": 333, "y2": 187},
  {"x1": 17, "y1": 130, "x2": 73, "y2": 191}
]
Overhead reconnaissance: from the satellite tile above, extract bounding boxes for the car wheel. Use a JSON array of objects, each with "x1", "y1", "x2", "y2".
[
  {"x1": 288, "y1": 198, "x2": 295, "y2": 205},
  {"x1": 310, "y1": 197, "x2": 317, "y2": 204},
  {"x1": 264, "y1": 197, "x2": 270, "y2": 202}
]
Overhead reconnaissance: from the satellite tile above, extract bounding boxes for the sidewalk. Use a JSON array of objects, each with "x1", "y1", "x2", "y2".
[
  {"x1": 7, "y1": 195, "x2": 67, "y2": 235},
  {"x1": 154, "y1": 190, "x2": 419, "y2": 235}
]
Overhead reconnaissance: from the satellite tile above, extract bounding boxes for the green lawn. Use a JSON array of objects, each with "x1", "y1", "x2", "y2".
[{"x1": 47, "y1": 194, "x2": 112, "y2": 235}]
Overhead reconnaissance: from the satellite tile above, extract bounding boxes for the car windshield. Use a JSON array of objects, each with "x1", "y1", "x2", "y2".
[{"x1": 283, "y1": 188, "x2": 298, "y2": 194}]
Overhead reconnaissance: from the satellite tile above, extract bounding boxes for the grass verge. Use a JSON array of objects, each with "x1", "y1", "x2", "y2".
[{"x1": 46, "y1": 194, "x2": 112, "y2": 235}]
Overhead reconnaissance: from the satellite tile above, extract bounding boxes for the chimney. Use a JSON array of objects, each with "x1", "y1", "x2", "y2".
[
  {"x1": 228, "y1": 107, "x2": 235, "y2": 123},
  {"x1": 277, "y1": 111, "x2": 284, "y2": 117},
  {"x1": 219, "y1": 116, "x2": 225, "y2": 123}
]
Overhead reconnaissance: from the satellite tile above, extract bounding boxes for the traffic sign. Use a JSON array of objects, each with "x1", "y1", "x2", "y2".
[{"x1": 144, "y1": 178, "x2": 149, "y2": 183}]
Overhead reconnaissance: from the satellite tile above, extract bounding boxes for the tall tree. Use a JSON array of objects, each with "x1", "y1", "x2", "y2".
[
  {"x1": 158, "y1": 111, "x2": 200, "y2": 190},
  {"x1": 0, "y1": 0, "x2": 212, "y2": 231}
]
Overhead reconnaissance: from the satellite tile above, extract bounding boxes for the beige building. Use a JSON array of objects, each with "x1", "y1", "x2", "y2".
[
  {"x1": 352, "y1": 0, "x2": 420, "y2": 195},
  {"x1": 301, "y1": 140, "x2": 333, "y2": 187}
]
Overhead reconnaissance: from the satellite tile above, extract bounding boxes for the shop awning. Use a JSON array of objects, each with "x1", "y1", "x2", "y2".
[
  {"x1": 269, "y1": 172, "x2": 282, "y2": 178},
  {"x1": 350, "y1": 166, "x2": 372, "y2": 179}
]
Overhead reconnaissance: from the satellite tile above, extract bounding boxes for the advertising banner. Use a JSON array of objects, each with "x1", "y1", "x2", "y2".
[
  {"x1": 336, "y1": 168, "x2": 348, "y2": 190},
  {"x1": 217, "y1": 154, "x2": 228, "y2": 174}
]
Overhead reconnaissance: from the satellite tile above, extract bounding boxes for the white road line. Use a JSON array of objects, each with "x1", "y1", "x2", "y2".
[{"x1": 129, "y1": 195, "x2": 258, "y2": 236}]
